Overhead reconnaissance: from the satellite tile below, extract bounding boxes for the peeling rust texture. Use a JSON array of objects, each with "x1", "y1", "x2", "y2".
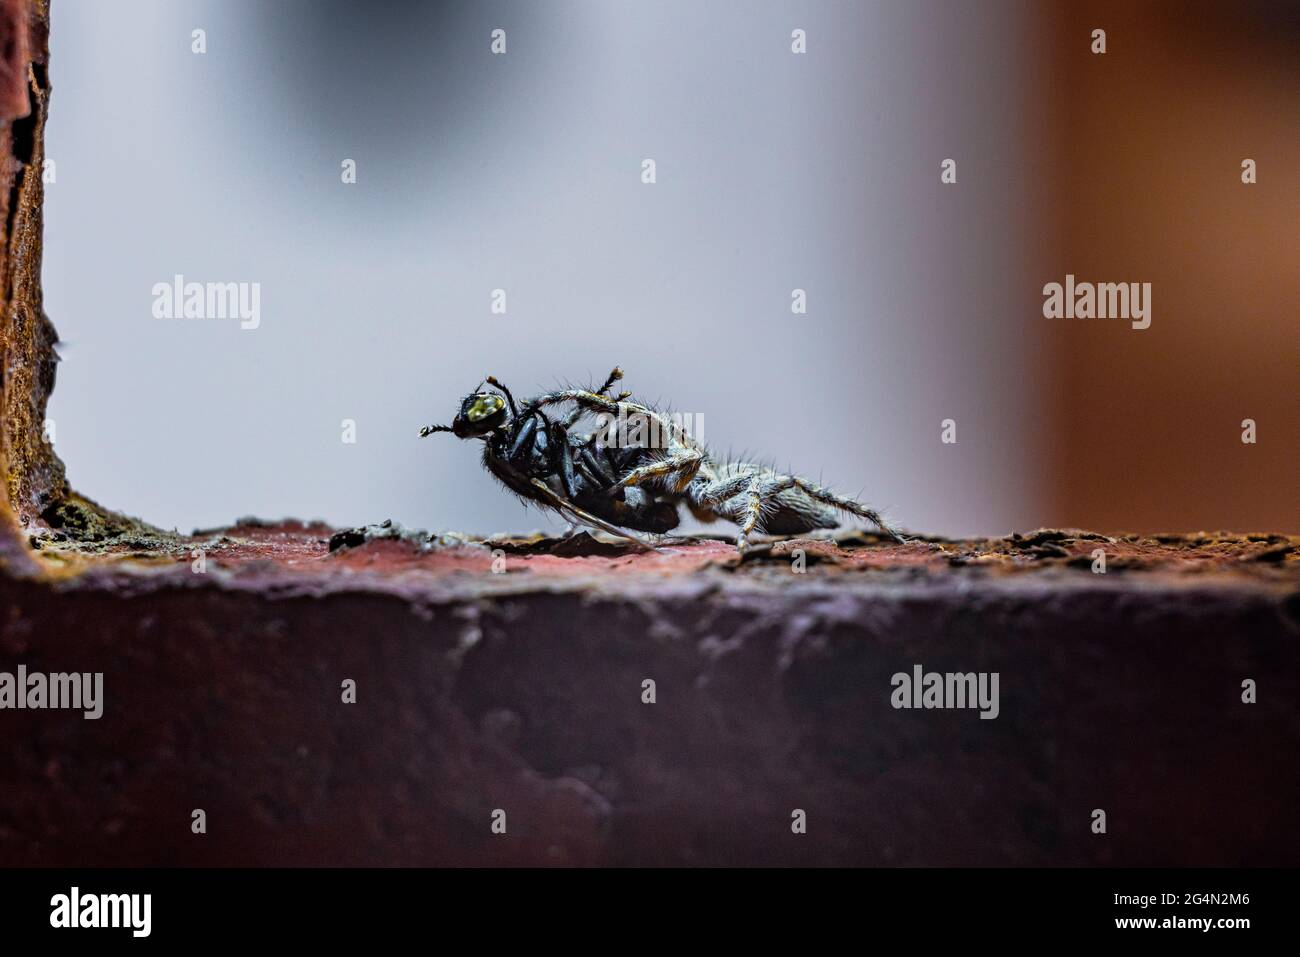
[
  {"x1": 0, "y1": 0, "x2": 56, "y2": 560},
  {"x1": 0, "y1": 0, "x2": 157, "y2": 565},
  {"x1": 0, "y1": 0, "x2": 45, "y2": 573},
  {"x1": 0, "y1": 0, "x2": 61, "y2": 521},
  {"x1": 3, "y1": 523, "x2": 1298, "y2": 866}
]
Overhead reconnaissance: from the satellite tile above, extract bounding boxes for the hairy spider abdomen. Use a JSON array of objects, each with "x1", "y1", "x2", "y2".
[{"x1": 758, "y1": 494, "x2": 841, "y2": 535}]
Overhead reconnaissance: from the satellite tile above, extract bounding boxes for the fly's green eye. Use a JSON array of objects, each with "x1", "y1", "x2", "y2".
[{"x1": 466, "y1": 394, "x2": 504, "y2": 422}]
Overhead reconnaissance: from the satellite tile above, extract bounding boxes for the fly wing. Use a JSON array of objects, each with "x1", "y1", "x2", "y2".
[{"x1": 527, "y1": 478, "x2": 658, "y2": 551}]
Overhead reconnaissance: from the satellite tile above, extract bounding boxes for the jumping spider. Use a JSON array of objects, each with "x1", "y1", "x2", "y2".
[{"x1": 420, "y1": 367, "x2": 904, "y2": 553}]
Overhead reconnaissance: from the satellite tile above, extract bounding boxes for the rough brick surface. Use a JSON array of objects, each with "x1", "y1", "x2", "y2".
[{"x1": 2, "y1": 523, "x2": 1296, "y2": 866}]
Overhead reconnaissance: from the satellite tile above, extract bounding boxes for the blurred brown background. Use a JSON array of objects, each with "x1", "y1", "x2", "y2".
[{"x1": 1042, "y1": 0, "x2": 1298, "y2": 533}]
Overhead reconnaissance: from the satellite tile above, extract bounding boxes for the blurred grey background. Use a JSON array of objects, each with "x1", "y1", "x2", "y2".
[{"x1": 44, "y1": 0, "x2": 1052, "y2": 537}]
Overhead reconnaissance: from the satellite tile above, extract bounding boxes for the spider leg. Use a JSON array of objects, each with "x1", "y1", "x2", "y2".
[
  {"x1": 730, "y1": 476, "x2": 765, "y2": 554},
  {"x1": 562, "y1": 367, "x2": 627, "y2": 427},
  {"x1": 711, "y1": 468, "x2": 906, "y2": 552},
  {"x1": 790, "y1": 478, "x2": 906, "y2": 542},
  {"x1": 756, "y1": 474, "x2": 907, "y2": 543},
  {"x1": 526, "y1": 389, "x2": 623, "y2": 418},
  {"x1": 689, "y1": 469, "x2": 758, "y2": 506},
  {"x1": 608, "y1": 449, "x2": 705, "y2": 496},
  {"x1": 596, "y1": 366, "x2": 624, "y2": 396}
]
